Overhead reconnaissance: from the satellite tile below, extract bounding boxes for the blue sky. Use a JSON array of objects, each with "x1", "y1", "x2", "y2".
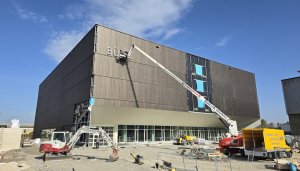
[{"x1": 0, "y1": 0, "x2": 299, "y2": 124}]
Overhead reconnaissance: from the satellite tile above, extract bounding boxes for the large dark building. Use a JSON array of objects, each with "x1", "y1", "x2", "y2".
[
  {"x1": 33, "y1": 25, "x2": 260, "y2": 145},
  {"x1": 282, "y1": 76, "x2": 300, "y2": 136}
]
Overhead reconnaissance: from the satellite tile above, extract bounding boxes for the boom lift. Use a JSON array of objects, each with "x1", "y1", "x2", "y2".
[
  {"x1": 119, "y1": 45, "x2": 242, "y2": 154},
  {"x1": 39, "y1": 126, "x2": 119, "y2": 161},
  {"x1": 119, "y1": 45, "x2": 238, "y2": 136}
]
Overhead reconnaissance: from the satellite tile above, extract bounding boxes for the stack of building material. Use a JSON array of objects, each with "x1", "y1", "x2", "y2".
[
  {"x1": 0, "y1": 128, "x2": 22, "y2": 151},
  {"x1": 183, "y1": 147, "x2": 222, "y2": 160}
]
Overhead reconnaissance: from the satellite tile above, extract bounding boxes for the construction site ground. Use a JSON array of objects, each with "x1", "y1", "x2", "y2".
[{"x1": 1, "y1": 143, "x2": 299, "y2": 171}]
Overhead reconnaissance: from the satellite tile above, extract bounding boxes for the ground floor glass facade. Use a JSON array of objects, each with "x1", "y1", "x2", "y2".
[
  {"x1": 86, "y1": 125, "x2": 226, "y2": 147},
  {"x1": 117, "y1": 125, "x2": 225, "y2": 143}
]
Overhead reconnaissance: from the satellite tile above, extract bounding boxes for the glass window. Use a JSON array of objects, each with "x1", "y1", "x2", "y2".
[
  {"x1": 195, "y1": 64, "x2": 203, "y2": 76},
  {"x1": 127, "y1": 125, "x2": 135, "y2": 130},
  {"x1": 165, "y1": 130, "x2": 171, "y2": 141},
  {"x1": 165, "y1": 126, "x2": 171, "y2": 130},
  {"x1": 118, "y1": 125, "x2": 126, "y2": 129},
  {"x1": 155, "y1": 126, "x2": 161, "y2": 130},
  {"x1": 118, "y1": 129, "x2": 127, "y2": 142},
  {"x1": 53, "y1": 133, "x2": 65, "y2": 142},
  {"x1": 65, "y1": 133, "x2": 71, "y2": 143},
  {"x1": 196, "y1": 80, "x2": 204, "y2": 92},
  {"x1": 148, "y1": 130, "x2": 154, "y2": 141},
  {"x1": 148, "y1": 126, "x2": 154, "y2": 129},
  {"x1": 127, "y1": 130, "x2": 135, "y2": 142},
  {"x1": 155, "y1": 130, "x2": 162, "y2": 141}
]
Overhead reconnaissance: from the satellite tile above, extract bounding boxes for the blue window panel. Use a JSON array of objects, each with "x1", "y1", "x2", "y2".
[
  {"x1": 195, "y1": 64, "x2": 203, "y2": 76},
  {"x1": 196, "y1": 80, "x2": 204, "y2": 92},
  {"x1": 197, "y1": 99, "x2": 205, "y2": 108}
]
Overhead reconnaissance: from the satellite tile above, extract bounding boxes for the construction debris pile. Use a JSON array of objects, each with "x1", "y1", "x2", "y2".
[{"x1": 179, "y1": 146, "x2": 223, "y2": 160}]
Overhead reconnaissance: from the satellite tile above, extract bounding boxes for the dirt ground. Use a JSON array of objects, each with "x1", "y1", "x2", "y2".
[{"x1": 1, "y1": 143, "x2": 299, "y2": 171}]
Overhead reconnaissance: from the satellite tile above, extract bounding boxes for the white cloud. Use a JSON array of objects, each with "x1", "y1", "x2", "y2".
[
  {"x1": 13, "y1": 2, "x2": 47, "y2": 23},
  {"x1": 44, "y1": 31, "x2": 84, "y2": 63},
  {"x1": 163, "y1": 28, "x2": 181, "y2": 40},
  {"x1": 59, "y1": 4, "x2": 86, "y2": 20},
  {"x1": 85, "y1": 0, "x2": 191, "y2": 38},
  {"x1": 45, "y1": 0, "x2": 192, "y2": 63},
  {"x1": 216, "y1": 36, "x2": 231, "y2": 47}
]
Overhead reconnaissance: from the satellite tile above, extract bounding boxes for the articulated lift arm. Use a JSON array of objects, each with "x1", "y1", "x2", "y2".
[
  {"x1": 67, "y1": 126, "x2": 115, "y2": 150},
  {"x1": 120, "y1": 45, "x2": 238, "y2": 136}
]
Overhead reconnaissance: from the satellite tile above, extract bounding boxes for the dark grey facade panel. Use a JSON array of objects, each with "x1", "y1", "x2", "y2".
[
  {"x1": 288, "y1": 114, "x2": 300, "y2": 135},
  {"x1": 95, "y1": 25, "x2": 186, "y2": 75},
  {"x1": 39, "y1": 27, "x2": 95, "y2": 95},
  {"x1": 36, "y1": 77, "x2": 91, "y2": 116},
  {"x1": 33, "y1": 27, "x2": 96, "y2": 138},
  {"x1": 34, "y1": 78, "x2": 91, "y2": 137},
  {"x1": 35, "y1": 104, "x2": 74, "y2": 129},
  {"x1": 39, "y1": 58, "x2": 93, "y2": 99},
  {"x1": 93, "y1": 25, "x2": 189, "y2": 113},
  {"x1": 282, "y1": 77, "x2": 300, "y2": 114},
  {"x1": 208, "y1": 61, "x2": 260, "y2": 119},
  {"x1": 93, "y1": 75, "x2": 187, "y2": 111},
  {"x1": 93, "y1": 54, "x2": 185, "y2": 90}
]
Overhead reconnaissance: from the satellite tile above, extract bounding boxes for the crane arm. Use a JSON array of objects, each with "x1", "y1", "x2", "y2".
[
  {"x1": 122, "y1": 44, "x2": 238, "y2": 136},
  {"x1": 66, "y1": 126, "x2": 115, "y2": 150}
]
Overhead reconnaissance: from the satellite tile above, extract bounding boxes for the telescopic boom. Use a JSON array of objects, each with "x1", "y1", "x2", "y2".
[{"x1": 120, "y1": 44, "x2": 238, "y2": 136}]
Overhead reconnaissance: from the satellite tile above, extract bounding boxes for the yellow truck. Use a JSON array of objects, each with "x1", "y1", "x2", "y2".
[
  {"x1": 242, "y1": 128, "x2": 292, "y2": 159},
  {"x1": 175, "y1": 135, "x2": 196, "y2": 146}
]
